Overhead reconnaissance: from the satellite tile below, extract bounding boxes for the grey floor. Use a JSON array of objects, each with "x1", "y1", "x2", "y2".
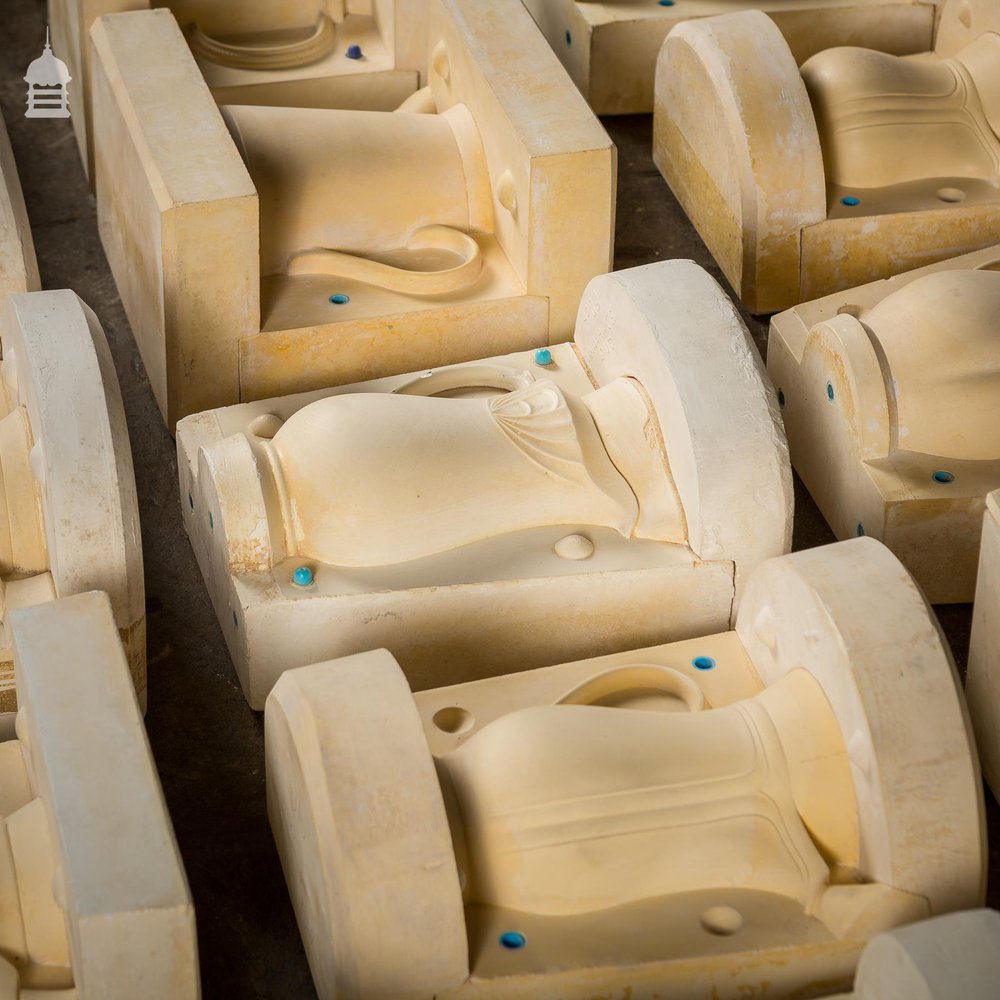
[{"x1": 0, "y1": 1, "x2": 996, "y2": 996}]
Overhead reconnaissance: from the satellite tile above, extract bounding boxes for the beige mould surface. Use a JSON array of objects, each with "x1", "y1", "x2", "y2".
[
  {"x1": 0, "y1": 591, "x2": 198, "y2": 998},
  {"x1": 90, "y1": 0, "x2": 615, "y2": 430},
  {"x1": 768, "y1": 244, "x2": 1000, "y2": 604},
  {"x1": 265, "y1": 537, "x2": 985, "y2": 1000},
  {"x1": 523, "y1": 0, "x2": 938, "y2": 115},
  {"x1": 653, "y1": 0, "x2": 1000, "y2": 313},
  {"x1": 49, "y1": 0, "x2": 429, "y2": 181},
  {"x1": 0, "y1": 291, "x2": 144, "y2": 711},
  {"x1": 177, "y1": 261, "x2": 791, "y2": 709}
]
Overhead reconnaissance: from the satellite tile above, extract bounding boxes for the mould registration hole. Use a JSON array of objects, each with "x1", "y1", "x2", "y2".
[
  {"x1": 836, "y1": 304, "x2": 862, "y2": 318},
  {"x1": 433, "y1": 706, "x2": 474, "y2": 734},
  {"x1": 249, "y1": 413, "x2": 284, "y2": 440},
  {"x1": 932, "y1": 470, "x2": 955, "y2": 484},
  {"x1": 692, "y1": 656, "x2": 716, "y2": 671},
  {"x1": 329, "y1": 293, "x2": 350, "y2": 305}
]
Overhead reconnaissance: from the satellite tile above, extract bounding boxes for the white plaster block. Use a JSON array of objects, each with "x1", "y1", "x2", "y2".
[
  {"x1": 178, "y1": 260, "x2": 791, "y2": 708},
  {"x1": 523, "y1": 0, "x2": 936, "y2": 115},
  {"x1": 0, "y1": 111, "x2": 39, "y2": 308},
  {"x1": 653, "y1": 0, "x2": 1000, "y2": 312},
  {"x1": 265, "y1": 536, "x2": 983, "y2": 999},
  {"x1": 768, "y1": 244, "x2": 1000, "y2": 603},
  {"x1": 49, "y1": 0, "x2": 428, "y2": 180},
  {"x1": 90, "y1": 0, "x2": 615, "y2": 429},
  {"x1": 0, "y1": 291, "x2": 144, "y2": 711},
  {"x1": 6, "y1": 591, "x2": 198, "y2": 998}
]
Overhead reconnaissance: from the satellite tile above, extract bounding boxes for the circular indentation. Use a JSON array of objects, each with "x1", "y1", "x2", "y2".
[
  {"x1": 292, "y1": 565, "x2": 315, "y2": 587},
  {"x1": 659, "y1": 0, "x2": 676, "y2": 5},
  {"x1": 345, "y1": 44, "x2": 363, "y2": 60},
  {"x1": 777, "y1": 388, "x2": 785, "y2": 408},
  {"x1": 188, "y1": 492, "x2": 194, "y2": 510},
  {"x1": 554, "y1": 533, "x2": 594, "y2": 560},
  {"x1": 837, "y1": 303, "x2": 862, "y2": 318},
  {"x1": 841, "y1": 196, "x2": 860, "y2": 207},
  {"x1": 232, "y1": 610, "x2": 238, "y2": 628},
  {"x1": 329, "y1": 293, "x2": 350, "y2": 305},
  {"x1": 534, "y1": 347, "x2": 553, "y2": 367},
  {"x1": 565, "y1": 29, "x2": 572, "y2": 46},
  {"x1": 248, "y1": 413, "x2": 284, "y2": 440},
  {"x1": 500, "y1": 931, "x2": 526, "y2": 950},
  {"x1": 856, "y1": 523, "x2": 865, "y2": 536},
  {"x1": 692, "y1": 656, "x2": 716, "y2": 671},
  {"x1": 209, "y1": 511, "x2": 214, "y2": 530},
  {"x1": 826, "y1": 382, "x2": 835, "y2": 401},
  {"x1": 701, "y1": 906, "x2": 743, "y2": 936},
  {"x1": 937, "y1": 187, "x2": 965, "y2": 203},
  {"x1": 433, "y1": 706, "x2": 474, "y2": 734},
  {"x1": 431, "y1": 40, "x2": 450, "y2": 82},
  {"x1": 932, "y1": 470, "x2": 955, "y2": 484},
  {"x1": 496, "y1": 169, "x2": 518, "y2": 215}
]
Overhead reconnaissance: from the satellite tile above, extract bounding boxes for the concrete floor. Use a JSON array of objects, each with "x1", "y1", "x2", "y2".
[{"x1": 0, "y1": 1, "x2": 996, "y2": 996}]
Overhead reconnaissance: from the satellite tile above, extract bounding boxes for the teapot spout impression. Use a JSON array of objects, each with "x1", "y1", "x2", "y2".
[{"x1": 286, "y1": 225, "x2": 483, "y2": 296}]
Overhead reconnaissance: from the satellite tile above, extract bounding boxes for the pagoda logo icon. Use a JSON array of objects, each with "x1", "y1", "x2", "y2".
[{"x1": 25, "y1": 29, "x2": 71, "y2": 119}]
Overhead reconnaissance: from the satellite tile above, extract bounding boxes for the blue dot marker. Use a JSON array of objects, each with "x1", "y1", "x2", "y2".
[
  {"x1": 856, "y1": 523, "x2": 865, "y2": 536},
  {"x1": 346, "y1": 44, "x2": 363, "y2": 60},
  {"x1": 329, "y1": 293, "x2": 350, "y2": 305},
  {"x1": 692, "y1": 656, "x2": 716, "y2": 671},
  {"x1": 932, "y1": 470, "x2": 955, "y2": 484},
  {"x1": 565, "y1": 30, "x2": 572, "y2": 46},
  {"x1": 841, "y1": 196, "x2": 860, "y2": 207},
  {"x1": 209, "y1": 511, "x2": 214, "y2": 529},
  {"x1": 827, "y1": 382, "x2": 835, "y2": 401},
  {"x1": 500, "y1": 931, "x2": 526, "y2": 950},
  {"x1": 659, "y1": 0, "x2": 676, "y2": 6},
  {"x1": 293, "y1": 566, "x2": 314, "y2": 587},
  {"x1": 534, "y1": 348, "x2": 553, "y2": 366}
]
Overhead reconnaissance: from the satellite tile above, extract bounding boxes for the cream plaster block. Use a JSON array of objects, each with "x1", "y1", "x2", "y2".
[
  {"x1": 0, "y1": 113, "x2": 39, "y2": 309},
  {"x1": 91, "y1": 0, "x2": 615, "y2": 430},
  {"x1": 768, "y1": 244, "x2": 1000, "y2": 604},
  {"x1": 178, "y1": 261, "x2": 791, "y2": 708},
  {"x1": 967, "y1": 489, "x2": 1000, "y2": 797},
  {"x1": 0, "y1": 291, "x2": 144, "y2": 712},
  {"x1": 49, "y1": 0, "x2": 428, "y2": 181},
  {"x1": 2, "y1": 591, "x2": 198, "y2": 998},
  {"x1": 523, "y1": 0, "x2": 937, "y2": 115},
  {"x1": 826, "y1": 909, "x2": 1000, "y2": 999},
  {"x1": 653, "y1": 0, "x2": 1000, "y2": 313},
  {"x1": 265, "y1": 536, "x2": 984, "y2": 1000}
]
